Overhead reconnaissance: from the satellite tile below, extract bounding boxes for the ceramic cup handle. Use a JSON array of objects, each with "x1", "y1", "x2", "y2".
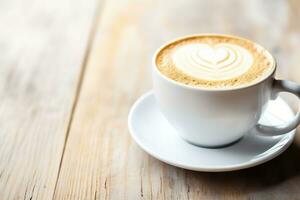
[{"x1": 255, "y1": 79, "x2": 300, "y2": 136}]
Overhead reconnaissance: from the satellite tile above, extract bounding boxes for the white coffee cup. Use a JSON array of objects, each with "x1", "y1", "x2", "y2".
[{"x1": 153, "y1": 38, "x2": 300, "y2": 147}]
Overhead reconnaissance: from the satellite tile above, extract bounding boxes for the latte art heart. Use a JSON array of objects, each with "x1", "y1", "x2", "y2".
[{"x1": 172, "y1": 43, "x2": 253, "y2": 80}]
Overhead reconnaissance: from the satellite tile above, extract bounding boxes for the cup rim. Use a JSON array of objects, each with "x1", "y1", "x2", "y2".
[{"x1": 152, "y1": 33, "x2": 276, "y2": 92}]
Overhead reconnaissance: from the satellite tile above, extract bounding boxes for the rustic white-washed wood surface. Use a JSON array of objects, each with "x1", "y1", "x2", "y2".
[
  {"x1": 0, "y1": 0, "x2": 98, "y2": 199},
  {"x1": 1, "y1": 0, "x2": 300, "y2": 199}
]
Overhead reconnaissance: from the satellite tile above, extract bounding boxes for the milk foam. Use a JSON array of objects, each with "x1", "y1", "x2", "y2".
[{"x1": 172, "y1": 43, "x2": 253, "y2": 80}]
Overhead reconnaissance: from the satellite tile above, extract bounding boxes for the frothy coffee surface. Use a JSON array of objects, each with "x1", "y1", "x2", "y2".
[{"x1": 156, "y1": 35, "x2": 274, "y2": 88}]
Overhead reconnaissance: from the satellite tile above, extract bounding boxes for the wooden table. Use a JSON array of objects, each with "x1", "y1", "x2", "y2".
[{"x1": 1, "y1": 0, "x2": 300, "y2": 199}]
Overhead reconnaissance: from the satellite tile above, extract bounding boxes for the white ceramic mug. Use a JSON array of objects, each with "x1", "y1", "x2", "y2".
[{"x1": 153, "y1": 37, "x2": 300, "y2": 147}]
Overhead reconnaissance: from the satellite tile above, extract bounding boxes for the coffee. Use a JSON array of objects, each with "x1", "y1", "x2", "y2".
[{"x1": 156, "y1": 35, "x2": 275, "y2": 88}]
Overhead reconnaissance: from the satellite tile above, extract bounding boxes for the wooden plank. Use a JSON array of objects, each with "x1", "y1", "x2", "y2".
[
  {"x1": 54, "y1": 0, "x2": 300, "y2": 199},
  {"x1": 0, "y1": 0, "x2": 99, "y2": 199}
]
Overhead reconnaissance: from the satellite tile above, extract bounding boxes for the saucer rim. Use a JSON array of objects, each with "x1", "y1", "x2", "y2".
[{"x1": 128, "y1": 91, "x2": 296, "y2": 172}]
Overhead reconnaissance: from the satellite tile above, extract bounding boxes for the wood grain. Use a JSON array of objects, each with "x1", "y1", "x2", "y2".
[
  {"x1": 0, "y1": 0, "x2": 296, "y2": 199},
  {"x1": 0, "y1": 0, "x2": 98, "y2": 199},
  {"x1": 53, "y1": 0, "x2": 300, "y2": 199}
]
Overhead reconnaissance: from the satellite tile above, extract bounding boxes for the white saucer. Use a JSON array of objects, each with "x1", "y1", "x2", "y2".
[{"x1": 128, "y1": 91, "x2": 296, "y2": 172}]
